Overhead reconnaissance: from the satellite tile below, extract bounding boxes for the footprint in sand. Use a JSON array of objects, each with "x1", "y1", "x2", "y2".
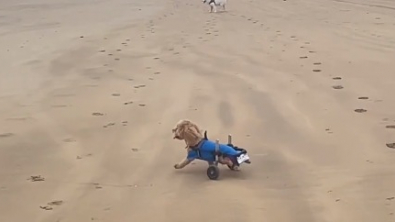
[
  {"x1": 40, "y1": 200, "x2": 63, "y2": 210},
  {"x1": 0, "y1": 133, "x2": 14, "y2": 138},
  {"x1": 28, "y1": 175, "x2": 45, "y2": 182},
  {"x1": 92, "y1": 112, "x2": 104, "y2": 116},
  {"x1": 124, "y1": 101, "x2": 133, "y2": 105},
  {"x1": 300, "y1": 56, "x2": 308, "y2": 59},
  {"x1": 332, "y1": 85, "x2": 344, "y2": 89},
  {"x1": 48, "y1": 200, "x2": 64, "y2": 206},
  {"x1": 138, "y1": 104, "x2": 146, "y2": 107},
  {"x1": 115, "y1": 58, "x2": 120, "y2": 61},
  {"x1": 154, "y1": 72, "x2": 160, "y2": 75},
  {"x1": 358, "y1": 96, "x2": 369, "y2": 100},
  {"x1": 314, "y1": 62, "x2": 322, "y2": 65},
  {"x1": 99, "y1": 50, "x2": 106, "y2": 53},
  {"x1": 77, "y1": 153, "x2": 92, "y2": 159},
  {"x1": 117, "y1": 49, "x2": 122, "y2": 52},
  {"x1": 385, "y1": 125, "x2": 395, "y2": 129},
  {"x1": 313, "y1": 69, "x2": 321, "y2": 72},
  {"x1": 103, "y1": 123, "x2": 115, "y2": 128},
  {"x1": 63, "y1": 138, "x2": 76, "y2": 142},
  {"x1": 134, "y1": 84, "x2": 146, "y2": 88},
  {"x1": 108, "y1": 53, "x2": 113, "y2": 56},
  {"x1": 131, "y1": 148, "x2": 139, "y2": 152},
  {"x1": 54, "y1": 93, "x2": 75, "y2": 98},
  {"x1": 333, "y1": 77, "x2": 342, "y2": 80},
  {"x1": 40, "y1": 206, "x2": 53, "y2": 211},
  {"x1": 52, "y1": 105, "x2": 68, "y2": 108},
  {"x1": 354, "y1": 109, "x2": 367, "y2": 113},
  {"x1": 386, "y1": 143, "x2": 395, "y2": 149},
  {"x1": 89, "y1": 182, "x2": 103, "y2": 190}
]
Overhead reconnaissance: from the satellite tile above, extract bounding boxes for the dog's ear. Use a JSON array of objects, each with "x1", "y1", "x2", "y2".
[{"x1": 204, "y1": 130, "x2": 208, "y2": 140}]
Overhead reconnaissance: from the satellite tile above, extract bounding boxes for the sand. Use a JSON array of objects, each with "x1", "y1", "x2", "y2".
[{"x1": 0, "y1": 0, "x2": 395, "y2": 221}]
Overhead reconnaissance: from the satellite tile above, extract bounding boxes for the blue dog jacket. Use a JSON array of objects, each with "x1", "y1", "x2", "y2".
[{"x1": 186, "y1": 139, "x2": 241, "y2": 162}]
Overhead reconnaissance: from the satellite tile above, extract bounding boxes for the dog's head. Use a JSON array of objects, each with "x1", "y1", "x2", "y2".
[
  {"x1": 202, "y1": 0, "x2": 208, "y2": 3},
  {"x1": 172, "y1": 119, "x2": 187, "y2": 140},
  {"x1": 172, "y1": 119, "x2": 204, "y2": 148}
]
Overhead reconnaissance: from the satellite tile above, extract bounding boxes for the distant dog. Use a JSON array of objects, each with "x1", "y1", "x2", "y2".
[{"x1": 203, "y1": 0, "x2": 227, "y2": 13}]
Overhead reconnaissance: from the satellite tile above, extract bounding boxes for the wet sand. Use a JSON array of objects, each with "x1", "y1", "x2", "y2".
[{"x1": 0, "y1": 0, "x2": 395, "y2": 221}]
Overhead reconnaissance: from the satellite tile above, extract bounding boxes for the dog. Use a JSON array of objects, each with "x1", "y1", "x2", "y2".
[
  {"x1": 202, "y1": 0, "x2": 227, "y2": 13},
  {"x1": 172, "y1": 119, "x2": 247, "y2": 170}
]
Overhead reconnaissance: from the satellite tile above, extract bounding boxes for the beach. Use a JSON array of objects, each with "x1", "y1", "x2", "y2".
[{"x1": 0, "y1": 0, "x2": 394, "y2": 221}]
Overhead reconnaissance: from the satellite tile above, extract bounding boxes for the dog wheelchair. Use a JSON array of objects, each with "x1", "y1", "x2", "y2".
[{"x1": 205, "y1": 133, "x2": 251, "y2": 180}]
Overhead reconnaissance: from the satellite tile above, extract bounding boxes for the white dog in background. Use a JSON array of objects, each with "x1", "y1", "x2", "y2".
[{"x1": 203, "y1": 0, "x2": 227, "y2": 13}]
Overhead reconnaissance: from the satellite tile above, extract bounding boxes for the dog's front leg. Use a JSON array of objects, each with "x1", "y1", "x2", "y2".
[{"x1": 174, "y1": 158, "x2": 192, "y2": 169}]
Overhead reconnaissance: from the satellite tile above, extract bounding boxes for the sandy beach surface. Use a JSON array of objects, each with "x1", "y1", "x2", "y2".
[{"x1": 1, "y1": 0, "x2": 395, "y2": 221}]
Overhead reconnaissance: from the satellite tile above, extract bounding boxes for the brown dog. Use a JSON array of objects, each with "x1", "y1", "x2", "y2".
[{"x1": 172, "y1": 119, "x2": 236, "y2": 169}]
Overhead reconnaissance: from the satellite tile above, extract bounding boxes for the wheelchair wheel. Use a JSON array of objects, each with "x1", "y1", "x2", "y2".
[{"x1": 207, "y1": 165, "x2": 219, "y2": 180}]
